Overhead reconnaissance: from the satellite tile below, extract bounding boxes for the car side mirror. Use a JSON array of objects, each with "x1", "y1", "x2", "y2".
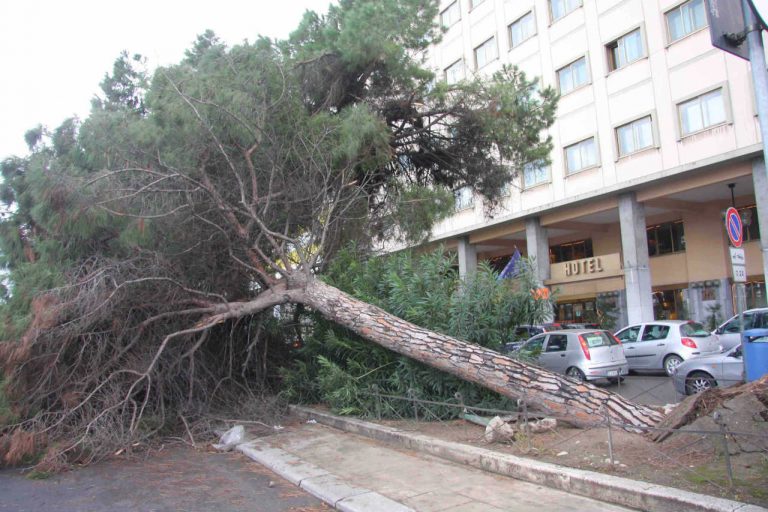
[{"x1": 715, "y1": 327, "x2": 723, "y2": 335}]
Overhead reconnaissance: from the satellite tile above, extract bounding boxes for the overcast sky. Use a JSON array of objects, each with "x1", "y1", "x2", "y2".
[{"x1": 0, "y1": 0, "x2": 333, "y2": 159}]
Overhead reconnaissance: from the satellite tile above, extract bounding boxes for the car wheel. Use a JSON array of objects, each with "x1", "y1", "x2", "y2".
[
  {"x1": 664, "y1": 355, "x2": 683, "y2": 376},
  {"x1": 566, "y1": 367, "x2": 586, "y2": 382},
  {"x1": 685, "y1": 371, "x2": 716, "y2": 395}
]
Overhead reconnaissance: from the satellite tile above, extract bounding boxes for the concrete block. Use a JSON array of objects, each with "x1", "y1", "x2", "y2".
[
  {"x1": 337, "y1": 491, "x2": 416, "y2": 512},
  {"x1": 237, "y1": 441, "x2": 329, "y2": 485},
  {"x1": 299, "y1": 473, "x2": 369, "y2": 505}
]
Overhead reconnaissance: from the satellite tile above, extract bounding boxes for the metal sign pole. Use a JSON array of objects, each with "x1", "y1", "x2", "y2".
[
  {"x1": 742, "y1": 0, "x2": 768, "y2": 172},
  {"x1": 739, "y1": 0, "x2": 768, "y2": 373}
]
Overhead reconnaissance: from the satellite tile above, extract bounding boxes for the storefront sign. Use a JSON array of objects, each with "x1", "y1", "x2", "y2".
[{"x1": 547, "y1": 253, "x2": 623, "y2": 284}]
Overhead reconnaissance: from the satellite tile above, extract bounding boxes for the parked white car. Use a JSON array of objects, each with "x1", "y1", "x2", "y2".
[
  {"x1": 671, "y1": 345, "x2": 744, "y2": 395},
  {"x1": 514, "y1": 329, "x2": 628, "y2": 383},
  {"x1": 614, "y1": 320, "x2": 721, "y2": 376},
  {"x1": 713, "y1": 307, "x2": 768, "y2": 350}
]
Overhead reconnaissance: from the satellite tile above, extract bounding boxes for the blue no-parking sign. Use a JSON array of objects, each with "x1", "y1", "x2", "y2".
[{"x1": 725, "y1": 206, "x2": 743, "y2": 248}]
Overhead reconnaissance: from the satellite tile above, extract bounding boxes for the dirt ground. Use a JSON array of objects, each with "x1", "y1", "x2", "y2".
[{"x1": 374, "y1": 417, "x2": 768, "y2": 507}]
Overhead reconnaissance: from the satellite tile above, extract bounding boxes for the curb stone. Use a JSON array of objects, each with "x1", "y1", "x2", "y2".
[
  {"x1": 237, "y1": 439, "x2": 415, "y2": 512},
  {"x1": 290, "y1": 405, "x2": 767, "y2": 512}
]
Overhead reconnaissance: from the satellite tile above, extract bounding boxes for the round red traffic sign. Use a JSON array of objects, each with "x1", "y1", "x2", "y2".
[{"x1": 725, "y1": 207, "x2": 743, "y2": 248}]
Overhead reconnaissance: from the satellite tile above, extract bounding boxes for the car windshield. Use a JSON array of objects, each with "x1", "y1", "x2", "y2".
[
  {"x1": 680, "y1": 322, "x2": 710, "y2": 337},
  {"x1": 581, "y1": 331, "x2": 617, "y2": 347}
]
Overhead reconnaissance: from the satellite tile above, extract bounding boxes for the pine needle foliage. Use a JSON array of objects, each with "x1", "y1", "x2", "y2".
[
  {"x1": 0, "y1": 0, "x2": 559, "y2": 465},
  {"x1": 281, "y1": 247, "x2": 553, "y2": 417}
]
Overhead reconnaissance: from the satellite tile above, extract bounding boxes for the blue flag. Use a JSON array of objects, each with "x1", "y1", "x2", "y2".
[{"x1": 498, "y1": 248, "x2": 521, "y2": 280}]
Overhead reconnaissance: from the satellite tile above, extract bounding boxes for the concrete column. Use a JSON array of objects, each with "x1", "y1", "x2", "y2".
[
  {"x1": 457, "y1": 236, "x2": 477, "y2": 281},
  {"x1": 719, "y1": 278, "x2": 734, "y2": 319},
  {"x1": 752, "y1": 158, "x2": 768, "y2": 283},
  {"x1": 525, "y1": 217, "x2": 550, "y2": 284},
  {"x1": 619, "y1": 192, "x2": 654, "y2": 324},
  {"x1": 684, "y1": 287, "x2": 701, "y2": 323},
  {"x1": 616, "y1": 290, "x2": 629, "y2": 330}
]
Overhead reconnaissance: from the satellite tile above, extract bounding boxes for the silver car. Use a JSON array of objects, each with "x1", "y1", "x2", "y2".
[
  {"x1": 713, "y1": 307, "x2": 768, "y2": 350},
  {"x1": 671, "y1": 345, "x2": 744, "y2": 395},
  {"x1": 514, "y1": 330, "x2": 628, "y2": 383},
  {"x1": 615, "y1": 320, "x2": 721, "y2": 376}
]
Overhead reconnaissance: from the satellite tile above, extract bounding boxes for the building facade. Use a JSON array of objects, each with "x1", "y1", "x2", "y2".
[{"x1": 422, "y1": 0, "x2": 768, "y2": 328}]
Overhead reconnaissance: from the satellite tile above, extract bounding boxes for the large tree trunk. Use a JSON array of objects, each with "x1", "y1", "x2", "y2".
[{"x1": 239, "y1": 276, "x2": 663, "y2": 428}]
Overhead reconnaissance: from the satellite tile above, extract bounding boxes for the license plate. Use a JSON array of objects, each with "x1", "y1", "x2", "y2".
[{"x1": 607, "y1": 370, "x2": 618, "y2": 376}]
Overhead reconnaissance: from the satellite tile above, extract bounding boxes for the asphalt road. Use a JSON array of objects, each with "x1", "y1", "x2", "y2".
[
  {"x1": 0, "y1": 444, "x2": 329, "y2": 512},
  {"x1": 601, "y1": 372, "x2": 681, "y2": 406}
]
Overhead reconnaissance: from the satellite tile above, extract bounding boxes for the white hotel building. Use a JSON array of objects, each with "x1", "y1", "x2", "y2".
[{"x1": 420, "y1": 0, "x2": 768, "y2": 327}]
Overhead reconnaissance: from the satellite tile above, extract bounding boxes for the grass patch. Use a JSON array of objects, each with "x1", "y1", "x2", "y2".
[
  {"x1": 26, "y1": 470, "x2": 51, "y2": 480},
  {"x1": 685, "y1": 459, "x2": 768, "y2": 502}
]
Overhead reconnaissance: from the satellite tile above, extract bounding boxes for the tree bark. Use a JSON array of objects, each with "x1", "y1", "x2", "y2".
[{"x1": 241, "y1": 276, "x2": 662, "y2": 429}]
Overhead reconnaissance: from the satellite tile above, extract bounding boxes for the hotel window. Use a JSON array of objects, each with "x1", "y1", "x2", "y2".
[
  {"x1": 509, "y1": 11, "x2": 536, "y2": 48},
  {"x1": 557, "y1": 57, "x2": 588, "y2": 94},
  {"x1": 445, "y1": 59, "x2": 465, "y2": 84},
  {"x1": 647, "y1": 220, "x2": 686, "y2": 256},
  {"x1": 441, "y1": 1, "x2": 461, "y2": 28},
  {"x1": 474, "y1": 37, "x2": 497, "y2": 69},
  {"x1": 606, "y1": 29, "x2": 644, "y2": 71},
  {"x1": 454, "y1": 186, "x2": 474, "y2": 211},
  {"x1": 523, "y1": 161, "x2": 550, "y2": 188},
  {"x1": 738, "y1": 205, "x2": 761, "y2": 242},
  {"x1": 678, "y1": 88, "x2": 727, "y2": 136},
  {"x1": 616, "y1": 115, "x2": 654, "y2": 156},
  {"x1": 666, "y1": 0, "x2": 707, "y2": 42},
  {"x1": 564, "y1": 137, "x2": 598, "y2": 174},
  {"x1": 550, "y1": 0, "x2": 581, "y2": 22},
  {"x1": 550, "y1": 239, "x2": 593, "y2": 263}
]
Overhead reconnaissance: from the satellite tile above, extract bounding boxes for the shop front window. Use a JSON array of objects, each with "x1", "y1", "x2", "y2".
[
  {"x1": 556, "y1": 299, "x2": 597, "y2": 322},
  {"x1": 653, "y1": 289, "x2": 685, "y2": 320},
  {"x1": 746, "y1": 281, "x2": 767, "y2": 309}
]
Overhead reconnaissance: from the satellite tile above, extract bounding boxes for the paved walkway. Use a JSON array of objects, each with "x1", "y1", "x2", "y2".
[{"x1": 248, "y1": 422, "x2": 633, "y2": 512}]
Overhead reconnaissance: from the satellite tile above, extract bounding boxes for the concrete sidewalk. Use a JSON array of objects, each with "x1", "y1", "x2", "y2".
[{"x1": 239, "y1": 422, "x2": 633, "y2": 512}]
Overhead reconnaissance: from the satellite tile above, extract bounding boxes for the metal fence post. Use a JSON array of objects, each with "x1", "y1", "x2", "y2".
[
  {"x1": 603, "y1": 406, "x2": 615, "y2": 467},
  {"x1": 518, "y1": 390, "x2": 529, "y2": 434},
  {"x1": 455, "y1": 391, "x2": 466, "y2": 438},
  {"x1": 371, "y1": 384, "x2": 381, "y2": 420},
  {"x1": 408, "y1": 388, "x2": 419, "y2": 422},
  {"x1": 517, "y1": 390, "x2": 531, "y2": 453},
  {"x1": 713, "y1": 411, "x2": 734, "y2": 488}
]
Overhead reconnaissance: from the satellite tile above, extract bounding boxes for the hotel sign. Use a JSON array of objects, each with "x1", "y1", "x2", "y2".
[
  {"x1": 564, "y1": 257, "x2": 604, "y2": 276},
  {"x1": 547, "y1": 253, "x2": 623, "y2": 284}
]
